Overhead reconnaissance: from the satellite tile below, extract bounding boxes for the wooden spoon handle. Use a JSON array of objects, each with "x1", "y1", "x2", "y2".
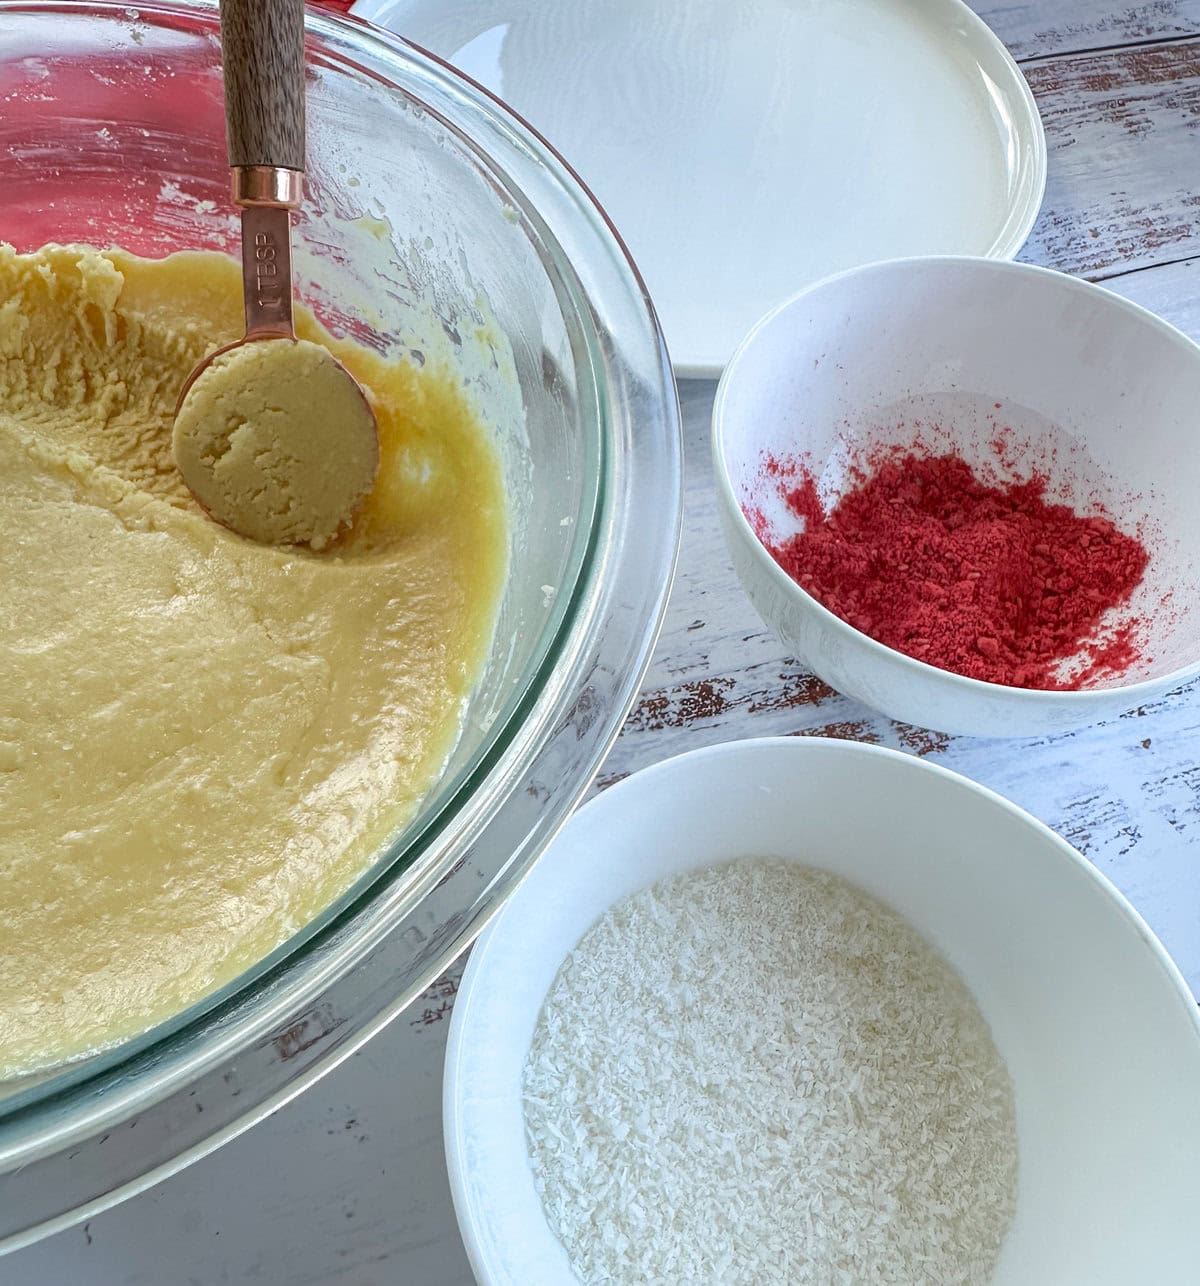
[{"x1": 220, "y1": 0, "x2": 306, "y2": 173}]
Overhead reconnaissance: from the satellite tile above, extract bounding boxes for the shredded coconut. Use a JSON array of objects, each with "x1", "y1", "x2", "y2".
[{"x1": 523, "y1": 858, "x2": 1017, "y2": 1284}]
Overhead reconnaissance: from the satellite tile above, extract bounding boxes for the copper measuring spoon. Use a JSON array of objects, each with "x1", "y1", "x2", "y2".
[{"x1": 173, "y1": 0, "x2": 379, "y2": 550}]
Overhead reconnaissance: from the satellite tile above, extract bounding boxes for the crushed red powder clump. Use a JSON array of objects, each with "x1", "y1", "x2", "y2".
[{"x1": 756, "y1": 450, "x2": 1149, "y2": 689}]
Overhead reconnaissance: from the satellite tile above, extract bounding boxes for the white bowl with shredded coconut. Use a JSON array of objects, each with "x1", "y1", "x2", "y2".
[{"x1": 445, "y1": 738, "x2": 1200, "y2": 1284}]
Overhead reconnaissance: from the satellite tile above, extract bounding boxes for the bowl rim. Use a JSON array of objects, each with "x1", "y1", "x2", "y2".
[
  {"x1": 711, "y1": 254, "x2": 1200, "y2": 706},
  {"x1": 442, "y1": 735, "x2": 1200, "y2": 1282}
]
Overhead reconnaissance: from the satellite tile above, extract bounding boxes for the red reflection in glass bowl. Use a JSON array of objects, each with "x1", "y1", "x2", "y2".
[
  {"x1": 1, "y1": 3, "x2": 355, "y2": 257},
  {"x1": 1, "y1": 23, "x2": 230, "y2": 257}
]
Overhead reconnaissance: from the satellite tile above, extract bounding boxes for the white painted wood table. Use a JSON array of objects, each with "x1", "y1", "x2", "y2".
[{"x1": 10, "y1": 2, "x2": 1200, "y2": 1281}]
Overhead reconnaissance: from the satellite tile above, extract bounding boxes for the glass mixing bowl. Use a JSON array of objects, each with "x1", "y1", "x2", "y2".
[{"x1": 0, "y1": 0, "x2": 680, "y2": 1248}]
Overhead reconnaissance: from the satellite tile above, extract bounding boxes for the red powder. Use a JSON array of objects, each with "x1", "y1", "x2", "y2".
[{"x1": 759, "y1": 451, "x2": 1149, "y2": 689}]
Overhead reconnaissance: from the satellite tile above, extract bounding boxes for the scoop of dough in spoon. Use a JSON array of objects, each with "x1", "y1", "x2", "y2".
[{"x1": 173, "y1": 338, "x2": 379, "y2": 550}]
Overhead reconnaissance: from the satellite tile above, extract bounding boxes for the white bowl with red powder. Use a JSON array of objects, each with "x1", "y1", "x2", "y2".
[{"x1": 713, "y1": 256, "x2": 1200, "y2": 736}]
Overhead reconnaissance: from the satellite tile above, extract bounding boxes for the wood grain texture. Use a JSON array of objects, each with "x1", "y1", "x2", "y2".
[
  {"x1": 221, "y1": 0, "x2": 306, "y2": 171},
  {"x1": 970, "y1": 0, "x2": 1200, "y2": 60},
  {"x1": 1020, "y1": 38, "x2": 1200, "y2": 279},
  {"x1": 1103, "y1": 251, "x2": 1200, "y2": 331}
]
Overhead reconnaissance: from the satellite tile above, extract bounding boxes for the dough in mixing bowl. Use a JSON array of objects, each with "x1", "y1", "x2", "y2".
[{"x1": 0, "y1": 244, "x2": 507, "y2": 1074}]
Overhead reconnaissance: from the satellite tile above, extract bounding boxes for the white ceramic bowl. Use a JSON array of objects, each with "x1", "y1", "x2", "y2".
[
  {"x1": 712, "y1": 257, "x2": 1200, "y2": 737},
  {"x1": 445, "y1": 737, "x2": 1200, "y2": 1285}
]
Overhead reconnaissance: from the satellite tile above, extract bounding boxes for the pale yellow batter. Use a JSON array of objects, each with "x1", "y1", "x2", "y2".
[{"x1": 0, "y1": 244, "x2": 507, "y2": 1074}]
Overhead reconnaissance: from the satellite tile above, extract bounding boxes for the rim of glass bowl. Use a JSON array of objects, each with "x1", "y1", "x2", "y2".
[{"x1": 0, "y1": 0, "x2": 682, "y2": 1249}]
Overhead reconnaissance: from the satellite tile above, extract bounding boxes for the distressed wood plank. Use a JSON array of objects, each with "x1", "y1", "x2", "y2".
[
  {"x1": 1020, "y1": 38, "x2": 1200, "y2": 278},
  {"x1": 969, "y1": 0, "x2": 1200, "y2": 61},
  {"x1": 1100, "y1": 247, "x2": 1200, "y2": 333}
]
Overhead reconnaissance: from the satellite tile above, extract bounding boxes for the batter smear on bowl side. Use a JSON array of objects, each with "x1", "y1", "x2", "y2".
[{"x1": 0, "y1": 244, "x2": 507, "y2": 1074}]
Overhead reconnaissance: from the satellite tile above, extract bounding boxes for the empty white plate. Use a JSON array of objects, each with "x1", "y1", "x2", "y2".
[{"x1": 355, "y1": 0, "x2": 1046, "y2": 376}]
